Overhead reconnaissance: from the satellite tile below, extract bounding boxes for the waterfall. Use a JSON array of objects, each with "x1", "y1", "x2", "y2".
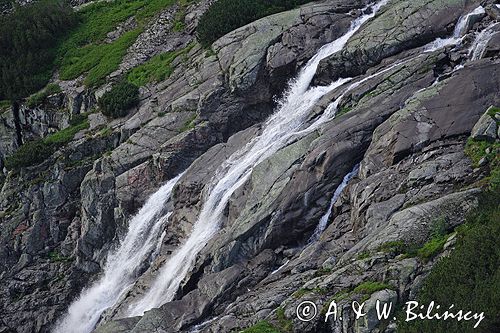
[
  {"x1": 126, "y1": 0, "x2": 390, "y2": 317},
  {"x1": 424, "y1": 6, "x2": 484, "y2": 52},
  {"x1": 54, "y1": 174, "x2": 183, "y2": 333},
  {"x1": 309, "y1": 164, "x2": 360, "y2": 243},
  {"x1": 469, "y1": 22, "x2": 500, "y2": 60}
]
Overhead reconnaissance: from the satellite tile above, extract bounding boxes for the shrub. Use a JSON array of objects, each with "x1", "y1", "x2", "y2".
[
  {"x1": 398, "y1": 191, "x2": 500, "y2": 333},
  {"x1": 4, "y1": 140, "x2": 54, "y2": 170},
  {"x1": 99, "y1": 81, "x2": 139, "y2": 118},
  {"x1": 0, "y1": 0, "x2": 76, "y2": 100},
  {"x1": 4, "y1": 115, "x2": 89, "y2": 170},
  {"x1": 0, "y1": 100, "x2": 10, "y2": 111},
  {"x1": 197, "y1": 0, "x2": 315, "y2": 47}
]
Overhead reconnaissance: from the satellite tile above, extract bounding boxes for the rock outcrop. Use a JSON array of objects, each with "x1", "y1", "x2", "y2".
[{"x1": 1, "y1": 0, "x2": 499, "y2": 332}]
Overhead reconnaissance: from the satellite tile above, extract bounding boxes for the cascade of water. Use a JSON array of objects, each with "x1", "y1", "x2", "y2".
[
  {"x1": 308, "y1": 165, "x2": 360, "y2": 243},
  {"x1": 424, "y1": 6, "x2": 485, "y2": 52},
  {"x1": 469, "y1": 22, "x2": 500, "y2": 60},
  {"x1": 54, "y1": 174, "x2": 183, "y2": 333},
  {"x1": 126, "y1": 0, "x2": 390, "y2": 317},
  {"x1": 304, "y1": 7, "x2": 491, "y2": 243}
]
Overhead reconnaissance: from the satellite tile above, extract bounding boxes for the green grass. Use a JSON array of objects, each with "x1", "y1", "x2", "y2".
[
  {"x1": 26, "y1": 83, "x2": 62, "y2": 108},
  {"x1": 465, "y1": 137, "x2": 499, "y2": 191},
  {"x1": 357, "y1": 251, "x2": 371, "y2": 260},
  {"x1": 241, "y1": 321, "x2": 281, "y2": 333},
  {"x1": 337, "y1": 105, "x2": 353, "y2": 117},
  {"x1": 398, "y1": 191, "x2": 500, "y2": 333},
  {"x1": 377, "y1": 241, "x2": 407, "y2": 254},
  {"x1": 313, "y1": 267, "x2": 332, "y2": 277},
  {"x1": 127, "y1": 43, "x2": 194, "y2": 86},
  {"x1": 292, "y1": 288, "x2": 310, "y2": 298},
  {"x1": 180, "y1": 114, "x2": 197, "y2": 132},
  {"x1": 59, "y1": 28, "x2": 142, "y2": 87},
  {"x1": 465, "y1": 139, "x2": 500, "y2": 167},
  {"x1": 57, "y1": 0, "x2": 184, "y2": 87},
  {"x1": 353, "y1": 281, "x2": 394, "y2": 295},
  {"x1": 43, "y1": 120, "x2": 89, "y2": 146},
  {"x1": 276, "y1": 307, "x2": 293, "y2": 332},
  {"x1": 486, "y1": 105, "x2": 500, "y2": 118}
]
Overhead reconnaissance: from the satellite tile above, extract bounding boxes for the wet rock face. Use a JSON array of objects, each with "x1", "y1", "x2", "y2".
[
  {"x1": 119, "y1": 1, "x2": 500, "y2": 331},
  {"x1": 1, "y1": 0, "x2": 500, "y2": 332},
  {"x1": 312, "y1": 0, "x2": 478, "y2": 85}
]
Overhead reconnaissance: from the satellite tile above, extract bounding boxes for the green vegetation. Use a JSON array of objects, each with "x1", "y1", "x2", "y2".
[
  {"x1": 357, "y1": 250, "x2": 371, "y2": 260},
  {"x1": 337, "y1": 105, "x2": 353, "y2": 117},
  {"x1": 197, "y1": 0, "x2": 315, "y2": 47},
  {"x1": 416, "y1": 236, "x2": 447, "y2": 261},
  {"x1": 127, "y1": 44, "x2": 194, "y2": 86},
  {"x1": 276, "y1": 307, "x2": 293, "y2": 332},
  {"x1": 0, "y1": 0, "x2": 76, "y2": 101},
  {"x1": 98, "y1": 81, "x2": 140, "y2": 118},
  {"x1": 59, "y1": 28, "x2": 142, "y2": 87},
  {"x1": 26, "y1": 84, "x2": 62, "y2": 108},
  {"x1": 399, "y1": 191, "x2": 500, "y2": 333},
  {"x1": 377, "y1": 240, "x2": 407, "y2": 254},
  {"x1": 180, "y1": 114, "x2": 198, "y2": 132},
  {"x1": 321, "y1": 281, "x2": 395, "y2": 314},
  {"x1": 48, "y1": 251, "x2": 73, "y2": 263},
  {"x1": 465, "y1": 136, "x2": 499, "y2": 191},
  {"x1": 57, "y1": 0, "x2": 187, "y2": 87},
  {"x1": 241, "y1": 321, "x2": 281, "y2": 333},
  {"x1": 486, "y1": 106, "x2": 500, "y2": 118},
  {"x1": 0, "y1": 100, "x2": 10, "y2": 111},
  {"x1": 4, "y1": 115, "x2": 89, "y2": 170},
  {"x1": 313, "y1": 267, "x2": 332, "y2": 277},
  {"x1": 353, "y1": 281, "x2": 394, "y2": 296},
  {"x1": 465, "y1": 139, "x2": 500, "y2": 167},
  {"x1": 292, "y1": 288, "x2": 310, "y2": 298}
]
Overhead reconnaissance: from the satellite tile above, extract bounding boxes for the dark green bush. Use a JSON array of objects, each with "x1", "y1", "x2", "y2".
[
  {"x1": 4, "y1": 140, "x2": 54, "y2": 170},
  {"x1": 398, "y1": 191, "x2": 500, "y2": 333},
  {"x1": 98, "y1": 81, "x2": 140, "y2": 118},
  {"x1": 4, "y1": 115, "x2": 89, "y2": 170},
  {"x1": 0, "y1": 0, "x2": 76, "y2": 101},
  {"x1": 197, "y1": 0, "x2": 315, "y2": 48}
]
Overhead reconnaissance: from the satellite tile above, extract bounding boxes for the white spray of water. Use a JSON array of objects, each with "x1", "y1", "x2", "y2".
[
  {"x1": 126, "y1": 0, "x2": 390, "y2": 317},
  {"x1": 424, "y1": 6, "x2": 485, "y2": 52},
  {"x1": 54, "y1": 174, "x2": 183, "y2": 333},
  {"x1": 469, "y1": 21, "x2": 500, "y2": 60},
  {"x1": 305, "y1": 6, "x2": 490, "y2": 242},
  {"x1": 308, "y1": 164, "x2": 360, "y2": 243},
  {"x1": 271, "y1": 259, "x2": 291, "y2": 275}
]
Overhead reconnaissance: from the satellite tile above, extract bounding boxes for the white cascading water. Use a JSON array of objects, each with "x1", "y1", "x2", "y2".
[
  {"x1": 308, "y1": 164, "x2": 360, "y2": 243},
  {"x1": 305, "y1": 5, "x2": 490, "y2": 242},
  {"x1": 469, "y1": 21, "x2": 500, "y2": 60},
  {"x1": 126, "y1": 0, "x2": 390, "y2": 316},
  {"x1": 55, "y1": 2, "x2": 491, "y2": 331},
  {"x1": 54, "y1": 174, "x2": 183, "y2": 333},
  {"x1": 424, "y1": 6, "x2": 485, "y2": 52}
]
